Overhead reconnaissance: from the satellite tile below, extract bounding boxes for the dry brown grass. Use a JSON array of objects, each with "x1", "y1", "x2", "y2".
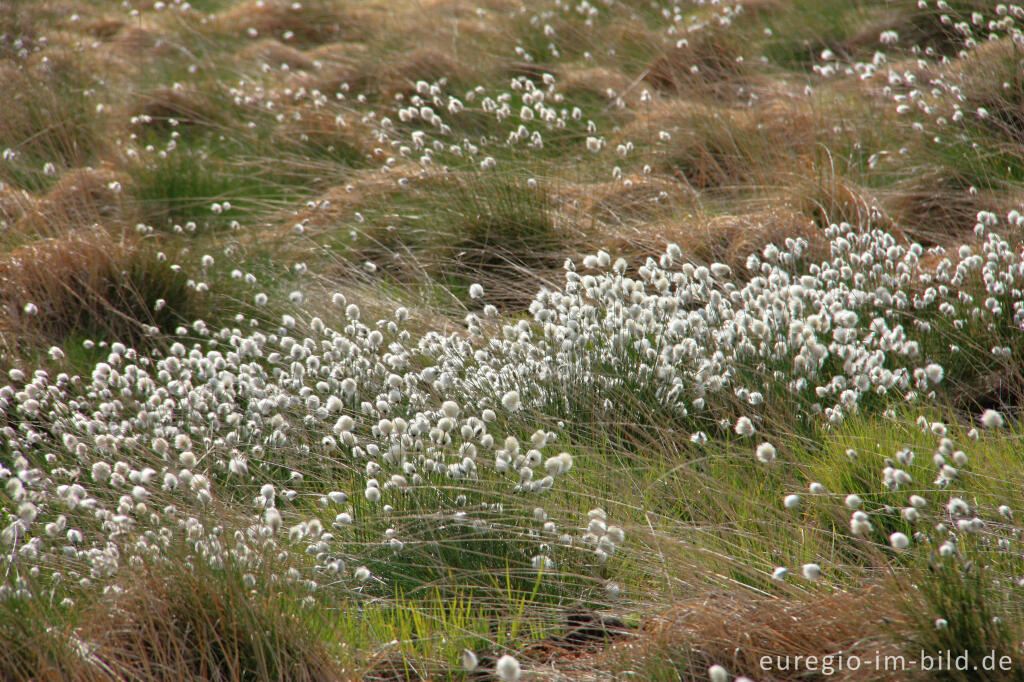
[
  {"x1": 76, "y1": 561, "x2": 339, "y2": 682},
  {"x1": 0, "y1": 611, "x2": 96, "y2": 682},
  {"x1": 562, "y1": 174, "x2": 693, "y2": 229},
  {"x1": 691, "y1": 208, "x2": 828, "y2": 270},
  {"x1": 294, "y1": 168, "x2": 583, "y2": 310},
  {"x1": 286, "y1": 50, "x2": 371, "y2": 101},
  {"x1": 238, "y1": 38, "x2": 317, "y2": 72},
  {"x1": 607, "y1": 205, "x2": 829, "y2": 277},
  {"x1": 376, "y1": 47, "x2": 473, "y2": 100},
  {"x1": 0, "y1": 1, "x2": 102, "y2": 57},
  {"x1": 286, "y1": 43, "x2": 487, "y2": 105},
  {"x1": 288, "y1": 166, "x2": 428, "y2": 240},
  {"x1": 884, "y1": 167, "x2": 993, "y2": 245},
  {"x1": 944, "y1": 39, "x2": 1024, "y2": 145},
  {"x1": 127, "y1": 85, "x2": 227, "y2": 135},
  {"x1": 785, "y1": 164, "x2": 885, "y2": 230},
  {"x1": 214, "y1": 0, "x2": 358, "y2": 46},
  {"x1": 83, "y1": 15, "x2": 130, "y2": 41},
  {"x1": 625, "y1": 98, "x2": 821, "y2": 193},
  {"x1": 559, "y1": 66, "x2": 640, "y2": 107},
  {"x1": 0, "y1": 228, "x2": 194, "y2": 354},
  {"x1": 642, "y1": 26, "x2": 750, "y2": 99},
  {"x1": 0, "y1": 49, "x2": 105, "y2": 174},
  {"x1": 592, "y1": 586, "x2": 912, "y2": 681},
  {"x1": 0, "y1": 183, "x2": 35, "y2": 231},
  {"x1": 108, "y1": 22, "x2": 170, "y2": 58},
  {"x1": 271, "y1": 102, "x2": 373, "y2": 155},
  {"x1": 11, "y1": 166, "x2": 135, "y2": 243},
  {"x1": 382, "y1": 0, "x2": 515, "y2": 50}
]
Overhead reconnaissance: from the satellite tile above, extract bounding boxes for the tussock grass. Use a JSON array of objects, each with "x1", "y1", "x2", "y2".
[
  {"x1": 0, "y1": 51, "x2": 107, "y2": 192},
  {"x1": 601, "y1": 587, "x2": 903, "y2": 681},
  {"x1": 213, "y1": 0, "x2": 354, "y2": 47},
  {"x1": 0, "y1": 228, "x2": 197, "y2": 355},
  {"x1": 4, "y1": 0, "x2": 1024, "y2": 679},
  {"x1": 0, "y1": 589, "x2": 90, "y2": 682},
  {"x1": 894, "y1": 555, "x2": 1024, "y2": 682},
  {"x1": 82, "y1": 556, "x2": 339, "y2": 682},
  {"x1": 9, "y1": 167, "x2": 135, "y2": 245},
  {"x1": 326, "y1": 170, "x2": 575, "y2": 308},
  {"x1": 643, "y1": 27, "x2": 750, "y2": 98}
]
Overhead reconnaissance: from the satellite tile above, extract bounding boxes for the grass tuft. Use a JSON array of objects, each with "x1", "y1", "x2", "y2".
[{"x1": 0, "y1": 228, "x2": 197, "y2": 354}]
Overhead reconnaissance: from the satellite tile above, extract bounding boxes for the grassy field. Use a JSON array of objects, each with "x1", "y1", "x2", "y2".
[{"x1": 2, "y1": 0, "x2": 1024, "y2": 679}]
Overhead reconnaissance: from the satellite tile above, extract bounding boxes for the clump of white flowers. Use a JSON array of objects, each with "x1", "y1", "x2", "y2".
[
  {"x1": 4, "y1": 207, "x2": 1024, "y2": 617},
  {"x1": 431, "y1": 217, "x2": 1024, "y2": 444},
  {"x1": 0, "y1": 280, "x2": 619, "y2": 605}
]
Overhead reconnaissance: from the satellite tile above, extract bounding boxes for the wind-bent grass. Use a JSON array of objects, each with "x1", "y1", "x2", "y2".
[{"x1": 3, "y1": 0, "x2": 1024, "y2": 679}]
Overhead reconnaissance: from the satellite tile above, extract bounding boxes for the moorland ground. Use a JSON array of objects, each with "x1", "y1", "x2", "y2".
[{"x1": 3, "y1": 0, "x2": 1024, "y2": 679}]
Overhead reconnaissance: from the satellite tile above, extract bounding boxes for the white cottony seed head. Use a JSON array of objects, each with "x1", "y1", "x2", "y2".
[
  {"x1": 734, "y1": 416, "x2": 755, "y2": 437},
  {"x1": 802, "y1": 563, "x2": 821, "y2": 581},
  {"x1": 501, "y1": 390, "x2": 521, "y2": 412},
  {"x1": 981, "y1": 409, "x2": 1005, "y2": 428},
  {"x1": 495, "y1": 654, "x2": 521, "y2": 681},
  {"x1": 755, "y1": 442, "x2": 776, "y2": 464},
  {"x1": 889, "y1": 532, "x2": 910, "y2": 550}
]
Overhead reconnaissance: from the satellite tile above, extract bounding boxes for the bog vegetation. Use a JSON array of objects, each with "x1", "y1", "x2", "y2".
[{"x1": 2, "y1": 0, "x2": 1024, "y2": 679}]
